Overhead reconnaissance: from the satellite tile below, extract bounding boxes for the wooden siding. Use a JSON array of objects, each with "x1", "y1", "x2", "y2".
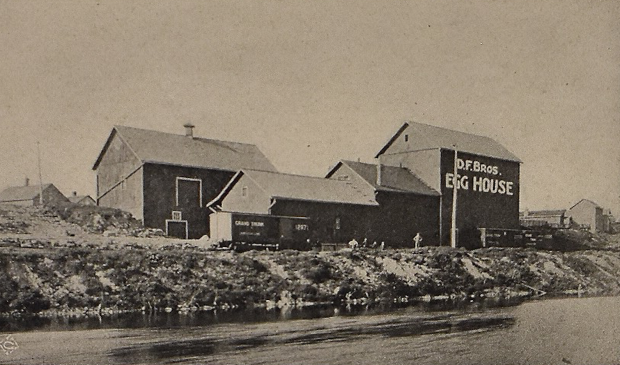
[
  {"x1": 142, "y1": 163, "x2": 235, "y2": 239},
  {"x1": 220, "y1": 174, "x2": 272, "y2": 214},
  {"x1": 372, "y1": 192, "x2": 440, "y2": 246},
  {"x1": 41, "y1": 185, "x2": 70, "y2": 206},
  {"x1": 569, "y1": 201, "x2": 605, "y2": 233},
  {"x1": 96, "y1": 132, "x2": 142, "y2": 197},
  {"x1": 328, "y1": 162, "x2": 441, "y2": 246},
  {"x1": 98, "y1": 167, "x2": 144, "y2": 220},
  {"x1": 327, "y1": 163, "x2": 375, "y2": 196},
  {"x1": 270, "y1": 199, "x2": 375, "y2": 244},
  {"x1": 439, "y1": 149, "x2": 520, "y2": 246},
  {"x1": 379, "y1": 149, "x2": 441, "y2": 192}
]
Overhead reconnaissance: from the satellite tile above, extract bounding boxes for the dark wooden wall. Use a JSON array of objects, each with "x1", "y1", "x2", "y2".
[
  {"x1": 439, "y1": 150, "x2": 520, "y2": 246},
  {"x1": 142, "y1": 163, "x2": 235, "y2": 238}
]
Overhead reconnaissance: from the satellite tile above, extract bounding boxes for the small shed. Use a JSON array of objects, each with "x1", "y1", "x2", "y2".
[
  {"x1": 67, "y1": 192, "x2": 96, "y2": 206},
  {"x1": 519, "y1": 209, "x2": 569, "y2": 228}
]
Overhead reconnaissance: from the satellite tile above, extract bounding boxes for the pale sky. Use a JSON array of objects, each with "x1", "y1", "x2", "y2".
[{"x1": 1, "y1": 0, "x2": 619, "y2": 216}]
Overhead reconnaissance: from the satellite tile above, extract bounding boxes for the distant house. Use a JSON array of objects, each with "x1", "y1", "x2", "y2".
[
  {"x1": 92, "y1": 124, "x2": 277, "y2": 239},
  {"x1": 207, "y1": 169, "x2": 379, "y2": 243},
  {"x1": 519, "y1": 209, "x2": 569, "y2": 228},
  {"x1": 67, "y1": 192, "x2": 96, "y2": 206},
  {"x1": 0, "y1": 179, "x2": 69, "y2": 207},
  {"x1": 568, "y1": 199, "x2": 605, "y2": 233},
  {"x1": 326, "y1": 160, "x2": 441, "y2": 245}
]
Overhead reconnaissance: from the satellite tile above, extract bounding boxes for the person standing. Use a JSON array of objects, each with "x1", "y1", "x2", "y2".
[{"x1": 413, "y1": 232, "x2": 422, "y2": 249}]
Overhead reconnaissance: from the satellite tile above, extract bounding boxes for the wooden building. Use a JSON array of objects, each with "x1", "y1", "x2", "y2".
[
  {"x1": 93, "y1": 124, "x2": 276, "y2": 239},
  {"x1": 568, "y1": 199, "x2": 606, "y2": 233},
  {"x1": 326, "y1": 160, "x2": 441, "y2": 246},
  {"x1": 519, "y1": 209, "x2": 569, "y2": 228},
  {"x1": 207, "y1": 169, "x2": 379, "y2": 244},
  {"x1": 375, "y1": 122, "x2": 521, "y2": 246},
  {"x1": 67, "y1": 192, "x2": 96, "y2": 206},
  {"x1": 0, "y1": 179, "x2": 69, "y2": 207}
]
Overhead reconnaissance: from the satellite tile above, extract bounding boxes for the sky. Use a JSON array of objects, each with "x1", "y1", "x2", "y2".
[{"x1": 1, "y1": 0, "x2": 619, "y2": 216}]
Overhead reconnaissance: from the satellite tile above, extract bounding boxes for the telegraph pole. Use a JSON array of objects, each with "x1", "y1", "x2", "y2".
[
  {"x1": 451, "y1": 145, "x2": 458, "y2": 248},
  {"x1": 37, "y1": 141, "x2": 43, "y2": 205}
]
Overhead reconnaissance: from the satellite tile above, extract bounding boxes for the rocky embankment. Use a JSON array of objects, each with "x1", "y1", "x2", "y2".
[{"x1": 1, "y1": 205, "x2": 620, "y2": 316}]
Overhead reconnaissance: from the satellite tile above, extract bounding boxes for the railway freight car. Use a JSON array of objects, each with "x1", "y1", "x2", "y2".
[{"x1": 209, "y1": 211, "x2": 312, "y2": 251}]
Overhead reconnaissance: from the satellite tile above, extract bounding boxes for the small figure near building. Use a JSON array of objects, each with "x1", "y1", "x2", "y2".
[
  {"x1": 348, "y1": 238, "x2": 359, "y2": 250},
  {"x1": 413, "y1": 232, "x2": 422, "y2": 249}
]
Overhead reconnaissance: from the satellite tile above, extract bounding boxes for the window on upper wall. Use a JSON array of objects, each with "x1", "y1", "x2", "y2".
[
  {"x1": 242, "y1": 186, "x2": 248, "y2": 197},
  {"x1": 404, "y1": 134, "x2": 409, "y2": 142},
  {"x1": 337, "y1": 175, "x2": 350, "y2": 181}
]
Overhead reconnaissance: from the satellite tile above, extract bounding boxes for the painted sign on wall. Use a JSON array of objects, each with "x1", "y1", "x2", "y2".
[{"x1": 444, "y1": 158, "x2": 515, "y2": 196}]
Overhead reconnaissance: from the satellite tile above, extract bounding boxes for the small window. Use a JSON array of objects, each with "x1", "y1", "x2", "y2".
[
  {"x1": 335, "y1": 217, "x2": 341, "y2": 230},
  {"x1": 404, "y1": 134, "x2": 409, "y2": 142},
  {"x1": 242, "y1": 186, "x2": 248, "y2": 197},
  {"x1": 172, "y1": 211, "x2": 182, "y2": 221},
  {"x1": 337, "y1": 175, "x2": 350, "y2": 181}
]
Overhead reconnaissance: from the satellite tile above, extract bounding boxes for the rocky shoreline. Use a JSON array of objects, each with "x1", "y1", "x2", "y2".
[{"x1": 2, "y1": 244, "x2": 620, "y2": 319}]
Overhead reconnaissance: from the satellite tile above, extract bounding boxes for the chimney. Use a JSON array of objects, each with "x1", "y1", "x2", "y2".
[
  {"x1": 72, "y1": 191, "x2": 77, "y2": 197},
  {"x1": 25, "y1": 177, "x2": 29, "y2": 187},
  {"x1": 183, "y1": 123, "x2": 195, "y2": 138},
  {"x1": 376, "y1": 162, "x2": 382, "y2": 186}
]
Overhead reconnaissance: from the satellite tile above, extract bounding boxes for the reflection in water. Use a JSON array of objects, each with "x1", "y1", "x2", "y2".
[
  {"x1": 110, "y1": 312, "x2": 515, "y2": 363},
  {"x1": 2, "y1": 296, "x2": 620, "y2": 365}
]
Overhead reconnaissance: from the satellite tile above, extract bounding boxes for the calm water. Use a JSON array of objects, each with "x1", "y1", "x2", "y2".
[{"x1": 1, "y1": 296, "x2": 620, "y2": 365}]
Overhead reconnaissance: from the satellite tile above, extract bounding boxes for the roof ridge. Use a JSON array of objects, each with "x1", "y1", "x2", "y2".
[
  {"x1": 114, "y1": 125, "x2": 259, "y2": 148},
  {"x1": 244, "y1": 169, "x2": 343, "y2": 182}
]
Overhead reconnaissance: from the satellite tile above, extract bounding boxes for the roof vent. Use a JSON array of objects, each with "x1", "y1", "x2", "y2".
[{"x1": 183, "y1": 123, "x2": 195, "y2": 138}]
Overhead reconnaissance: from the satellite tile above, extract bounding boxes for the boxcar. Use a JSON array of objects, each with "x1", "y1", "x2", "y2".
[{"x1": 209, "y1": 211, "x2": 312, "y2": 250}]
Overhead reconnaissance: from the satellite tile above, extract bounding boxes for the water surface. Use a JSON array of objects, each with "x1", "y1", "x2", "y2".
[{"x1": 1, "y1": 296, "x2": 619, "y2": 365}]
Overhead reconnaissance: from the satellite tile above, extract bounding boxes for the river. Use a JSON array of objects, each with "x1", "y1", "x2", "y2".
[{"x1": 1, "y1": 296, "x2": 619, "y2": 365}]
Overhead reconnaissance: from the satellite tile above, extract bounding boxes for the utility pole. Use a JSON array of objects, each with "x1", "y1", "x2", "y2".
[
  {"x1": 37, "y1": 141, "x2": 43, "y2": 205},
  {"x1": 451, "y1": 145, "x2": 458, "y2": 248}
]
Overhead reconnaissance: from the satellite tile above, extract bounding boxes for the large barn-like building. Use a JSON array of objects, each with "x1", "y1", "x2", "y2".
[
  {"x1": 375, "y1": 122, "x2": 521, "y2": 245},
  {"x1": 93, "y1": 124, "x2": 277, "y2": 239}
]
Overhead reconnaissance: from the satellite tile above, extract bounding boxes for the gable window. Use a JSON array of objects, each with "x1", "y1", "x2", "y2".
[
  {"x1": 404, "y1": 134, "x2": 409, "y2": 142},
  {"x1": 242, "y1": 186, "x2": 248, "y2": 198},
  {"x1": 337, "y1": 175, "x2": 350, "y2": 181},
  {"x1": 172, "y1": 211, "x2": 182, "y2": 221}
]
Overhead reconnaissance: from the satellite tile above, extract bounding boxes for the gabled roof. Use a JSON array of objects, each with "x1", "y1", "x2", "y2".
[
  {"x1": 93, "y1": 125, "x2": 277, "y2": 172},
  {"x1": 326, "y1": 160, "x2": 440, "y2": 196},
  {"x1": 569, "y1": 199, "x2": 602, "y2": 210},
  {"x1": 375, "y1": 121, "x2": 521, "y2": 163},
  {"x1": 209, "y1": 169, "x2": 379, "y2": 207},
  {"x1": 68, "y1": 195, "x2": 95, "y2": 204},
  {"x1": 0, "y1": 184, "x2": 52, "y2": 202}
]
